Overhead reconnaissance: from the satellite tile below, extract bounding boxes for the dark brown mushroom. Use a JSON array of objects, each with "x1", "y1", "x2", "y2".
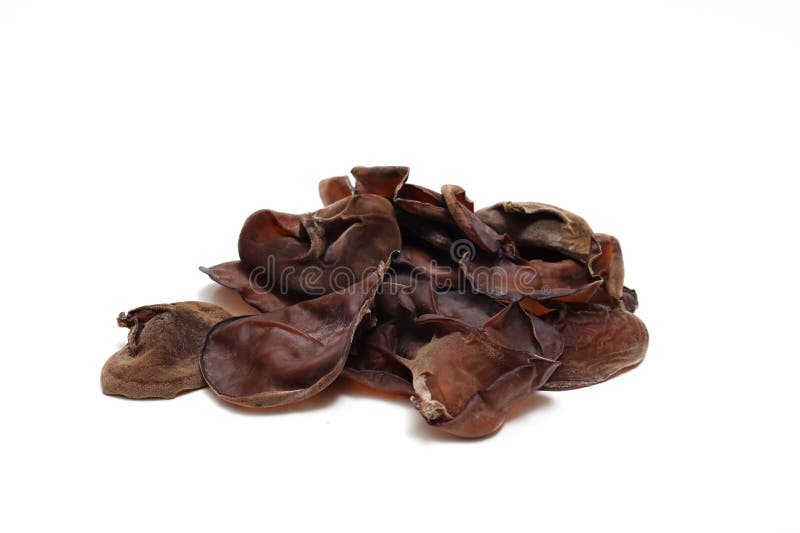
[
  {"x1": 101, "y1": 302, "x2": 231, "y2": 399},
  {"x1": 541, "y1": 304, "x2": 649, "y2": 391},
  {"x1": 346, "y1": 263, "x2": 562, "y2": 437},
  {"x1": 390, "y1": 304, "x2": 562, "y2": 438},
  {"x1": 200, "y1": 259, "x2": 389, "y2": 408},
  {"x1": 477, "y1": 201, "x2": 596, "y2": 262},
  {"x1": 202, "y1": 192, "x2": 401, "y2": 309},
  {"x1": 456, "y1": 201, "x2": 628, "y2": 310},
  {"x1": 344, "y1": 270, "x2": 505, "y2": 396}
]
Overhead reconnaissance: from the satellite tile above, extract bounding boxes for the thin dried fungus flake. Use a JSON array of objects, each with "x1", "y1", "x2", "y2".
[
  {"x1": 390, "y1": 304, "x2": 562, "y2": 437},
  {"x1": 201, "y1": 178, "x2": 401, "y2": 312},
  {"x1": 200, "y1": 259, "x2": 389, "y2": 408},
  {"x1": 541, "y1": 304, "x2": 649, "y2": 391},
  {"x1": 101, "y1": 302, "x2": 231, "y2": 399},
  {"x1": 477, "y1": 201, "x2": 596, "y2": 262}
]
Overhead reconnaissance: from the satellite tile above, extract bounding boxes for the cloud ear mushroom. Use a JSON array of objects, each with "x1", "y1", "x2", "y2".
[
  {"x1": 102, "y1": 302, "x2": 231, "y2": 399},
  {"x1": 202, "y1": 192, "x2": 401, "y2": 311},
  {"x1": 367, "y1": 302, "x2": 562, "y2": 438},
  {"x1": 200, "y1": 261, "x2": 389, "y2": 408},
  {"x1": 541, "y1": 305, "x2": 649, "y2": 391},
  {"x1": 477, "y1": 201, "x2": 595, "y2": 262}
]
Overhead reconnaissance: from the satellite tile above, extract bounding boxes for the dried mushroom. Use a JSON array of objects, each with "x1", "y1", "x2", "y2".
[
  {"x1": 395, "y1": 304, "x2": 562, "y2": 437},
  {"x1": 346, "y1": 272, "x2": 506, "y2": 397},
  {"x1": 477, "y1": 201, "x2": 596, "y2": 262},
  {"x1": 541, "y1": 304, "x2": 649, "y2": 391},
  {"x1": 101, "y1": 302, "x2": 231, "y2": 399},
  {"x1": 201, "y1": 260, "x2": 389, "y2": 408},
  {"x1": 202, "y1": 192, "x2": 401, "y2": 311}
]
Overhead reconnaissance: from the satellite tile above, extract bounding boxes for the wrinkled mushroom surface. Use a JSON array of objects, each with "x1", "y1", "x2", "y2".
[
  {"x1": 101, "y1": 302, "x2": 231, "y2": 399},
  {"x1": 202, "y1": 191, "x2": 401, "y2": 311},
  {"x1": 541, "y1": 304, "x2": 649, "y2": 391},
  {"x1": 363, "y1": 303, "x2": 562, "y2": 438},
  {"x1": 477, "y1": 201, "x2": 596, "y2": 262}
]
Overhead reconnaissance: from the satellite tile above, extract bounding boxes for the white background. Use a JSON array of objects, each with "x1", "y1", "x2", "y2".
[{"x1": 1, "y1": 1, "x2": 798, "y2": 531}]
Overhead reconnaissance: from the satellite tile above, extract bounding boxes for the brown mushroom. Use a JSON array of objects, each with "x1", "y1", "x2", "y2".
[
  {"x1": 202, "y1": 192, "x2": 401, "y2": 310},
  {"x1": 386, "y1": 304, "x2": 562, "y2": 438},
  {"x1": 477, "y1": 201, "x2": 596, "y2": 262},
  {"x1": 200, "y1": 259, "x2": 389, "y2": 408},
  {"x1": 101, "y1": 302, "x2": 231, "y2": 399},
  {"x1": 541, "y1": 304, "x2": 649, "y2": 391}
]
